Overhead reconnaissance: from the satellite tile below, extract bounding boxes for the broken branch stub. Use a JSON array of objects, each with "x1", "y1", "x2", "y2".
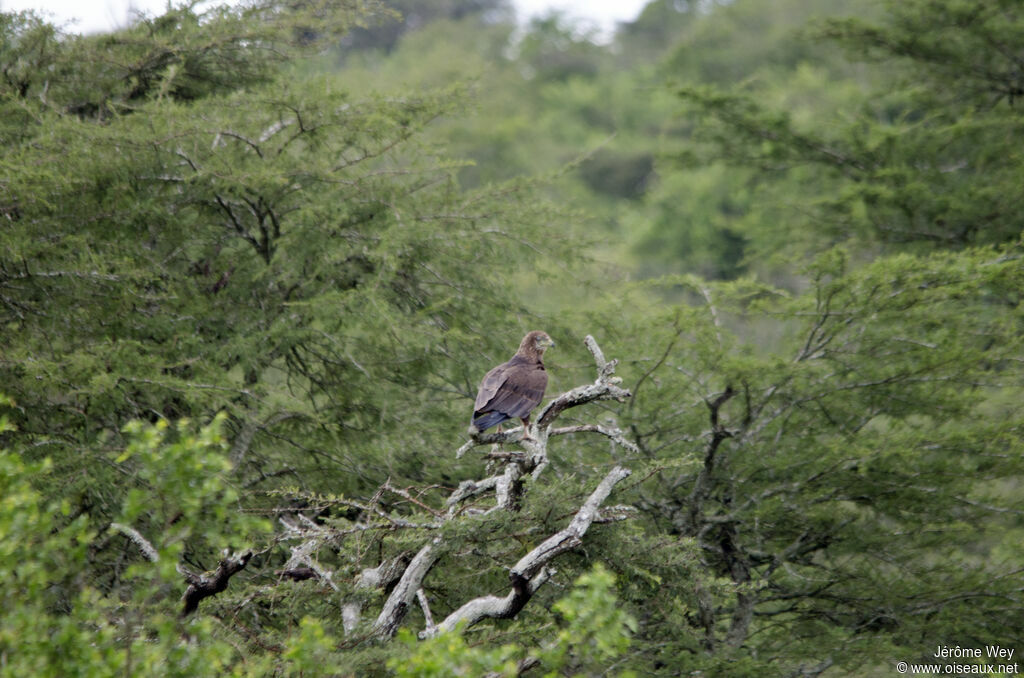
[{"x1": 181, "y1": 550, "x2": 254, "y2": 616}]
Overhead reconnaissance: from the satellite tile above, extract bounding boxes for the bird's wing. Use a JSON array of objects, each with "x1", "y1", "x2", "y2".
[
  {"x1": 474, "y1": 363, "x2": 511, "y2": 412},
  {"x1": 481, "y1": 365, "x2": 548, "y2": 419}
]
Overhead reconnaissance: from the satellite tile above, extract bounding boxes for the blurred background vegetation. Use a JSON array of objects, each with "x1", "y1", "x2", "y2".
[{"x1": 2, "y1": 0, "x2": 1022, "y2": 675}]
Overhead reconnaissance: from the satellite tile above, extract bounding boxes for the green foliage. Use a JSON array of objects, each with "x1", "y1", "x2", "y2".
[
  {"x1": 593, "y1": 242, "x2": 1024, "y2": 674},
  {"x1": 818, "y1": 0, "x2": 1024, "y2": 106},
  {"x1": 281, "y1": 617, "x2": 346, "y2": 676},
  {"x1": 615, "y1": 0, "x2": 698, "y2": 65},
  {"x1": 670, "y1": 0, "x2": 1024, "y2": 267},
  {"x1": 338, "y1": 0, "x2": 512, "y2": 55},
  {"x1": 1, "y1": 0, "x2": 568, "y2": 517},
  {"x1": 390, "y1": 627, "x2": 520, "y2": 677},
  {"x1": 388, "y1": 565, "x2": 636, "y2": 677},
  {"x1": 539, "y1": 565, "x2": 637, "y2": 677},
  {"x1": 4, "y1": 0, "x2": 1024, "y2": 676},
  {"x1": 641, "y1": 15, "x2": 1024, "y2": 670},
  {"x1": 515, "y1": 13, "x2": 607, "y2": 83},
  {"x1": 115, "y1": 415, "x2": 271, "y2": 574},
  {"x1": 0, "y1": 408, "x2": 269, "y2": 677}
]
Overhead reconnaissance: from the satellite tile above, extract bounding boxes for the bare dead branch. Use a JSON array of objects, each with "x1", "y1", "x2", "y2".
[
  {"x1": 417, "y1": 588, "x2": 436, "y2": 636},
  {"x1": 383, "y1": 481, "x2": 445, "y2": 518},
  {"x1": 279, "y1": 516, "x2": 339, "y2": 591},
  {"x1": 280, "y1": 334, "x2": 638, "y2": 642},
  {"x1": 428, "y1": 568, "x2": 553, "y2": 637},
  {"x1": 342, "y1": 555, "x2": 410, "y2": 635},
  {"x1": 373, "y1": 538, "x2": 441, "y2": 639},
  {"x1": 584, "y1": 334, "x2": 609, "y2": 372},
  {"x1": 181, "y1": 550, "x2": 253, "y2": 616},
  {"x1": 511, "y1": 466, "x2": 631, "y2": 581},
  {"x1": 490, "y1": 460, "x2": 533, "y2": 513},
  {"x1": 445, "y1": 476, "x2": 501, "y2": 515},
  {"x1": 594, "y1": 505, "x2": 638, "y2": 523},
  {"x1": 549, "y1": 424, "x2": 640, "y2": 454},
  {"x1": 533, "y1": 370, "x2": 632, "y2": 431},
  {"x1": 457, "y1": 428, "x2": 527, "y2": 456},
  {"x1": 274, "y1": 567, "x2": 319, "y2": 582},
  {"x1": 425, "y1": 465, "x2": 632, "y2": 636},
  {"x1": 109, "y1": 522, "x2": 159, "y2": 563}
]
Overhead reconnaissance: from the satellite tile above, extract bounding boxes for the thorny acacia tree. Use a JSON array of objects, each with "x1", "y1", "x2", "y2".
[
  {"x1": 674, "y1": 0, "x2": 1024, "y2": 256},
  {"x1": 600, "y1": 0, "x2": 1024, "y2": 674},
  {"x1": 1, "y1": 2, "x2": 624, "y2": 674},
  {"x1": 3, "y1": 0, "x2": 1024, "y2": 676},
  {"x1": 601, "y1": 248, "x2": 1024, "y2": 675},
  {"x1": 277, "y1": 336, "x2": 635, "y2": 643},
  {"x1": 2, "y1": 0, "x2": 571, "y2": 546},
  {"x1": 1, "y1": 332, "x2": 640, "y2": 676}
]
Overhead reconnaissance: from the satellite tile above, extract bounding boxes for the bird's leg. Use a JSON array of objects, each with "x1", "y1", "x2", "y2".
[{"x1": 519, "y1": 416, "x2": 534, "y2": 441}]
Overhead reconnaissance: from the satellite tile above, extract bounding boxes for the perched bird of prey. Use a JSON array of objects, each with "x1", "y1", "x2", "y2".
[{"x1": 469, "y1": 331, "x2": 555, "y2": 437}]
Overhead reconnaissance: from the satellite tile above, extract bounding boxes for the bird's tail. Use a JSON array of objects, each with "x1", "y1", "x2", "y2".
[{"x1": 470, "y1": 411, "x2": 510, "y2": 434}]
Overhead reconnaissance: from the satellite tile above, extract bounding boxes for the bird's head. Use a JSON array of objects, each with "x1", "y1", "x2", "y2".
[{"x1": 521, "y1": 330, "x2": 555, "y2": 356}]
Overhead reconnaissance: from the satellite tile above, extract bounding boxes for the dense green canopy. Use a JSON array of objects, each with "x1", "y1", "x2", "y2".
[{"x1": 1, "y1": 0, "x2": 1022, "y2": 675}]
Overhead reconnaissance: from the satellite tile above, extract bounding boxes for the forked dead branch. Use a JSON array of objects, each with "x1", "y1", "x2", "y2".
[
  {"x1": 278, "y1": 334, "x2": 637, "y2": 640},
  {"x1": 107, "y1": 336, "x2": 637, "y2": 631}
]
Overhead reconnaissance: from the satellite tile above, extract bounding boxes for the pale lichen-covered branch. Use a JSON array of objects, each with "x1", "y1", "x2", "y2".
[
  {"x1": 281, "y1": 335, "x2": 637, "y2": 642},
  {"x1": 426, "y1": 465, "x2": 631, "y2": 637}
]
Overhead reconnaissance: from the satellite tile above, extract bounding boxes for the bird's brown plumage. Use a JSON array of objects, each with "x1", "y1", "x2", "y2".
[{"x1": 470, "y1": 331, "x2": 555, "y2": 435}]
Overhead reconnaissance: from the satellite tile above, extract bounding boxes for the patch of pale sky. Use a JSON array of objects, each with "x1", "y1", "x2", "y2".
[{"x1": 0, "y1": 0, "x2": 648, "y2": 35}]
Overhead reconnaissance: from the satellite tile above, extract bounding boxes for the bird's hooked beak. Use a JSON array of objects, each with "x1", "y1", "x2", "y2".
[{"x1": 541, "y1": 335, "x2": 555, "y2": 349}]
